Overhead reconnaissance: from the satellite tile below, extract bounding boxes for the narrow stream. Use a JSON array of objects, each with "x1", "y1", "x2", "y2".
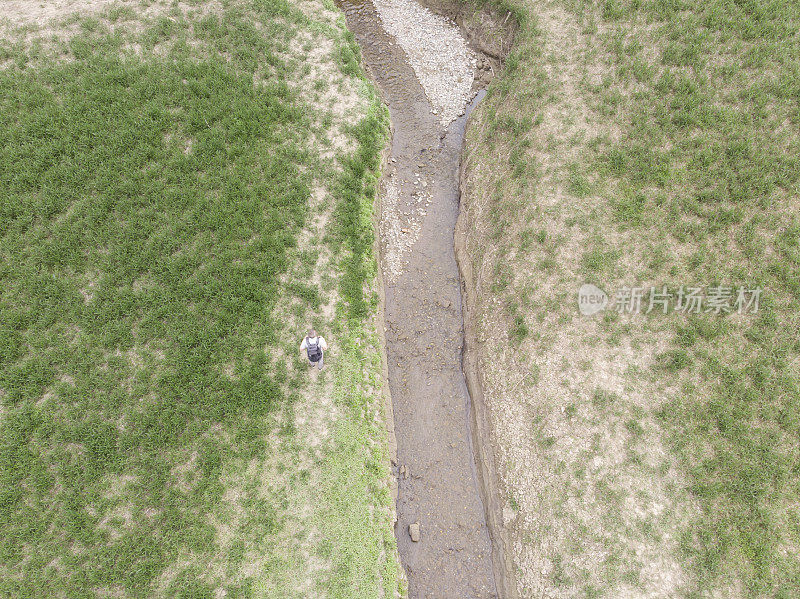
[{"x1": 336, "y1": 1, "x2": 499, "y2": 596}]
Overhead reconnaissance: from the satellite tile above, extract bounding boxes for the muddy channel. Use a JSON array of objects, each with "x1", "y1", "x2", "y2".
[{"x1": 336, "y1": 1, "x2": 506, "y2": 596}]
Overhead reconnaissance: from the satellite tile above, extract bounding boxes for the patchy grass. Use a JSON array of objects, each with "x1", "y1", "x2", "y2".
[
  {"x1": 0, "y1": 1, "x2": 398, "y2": 597},
  {"x1": 332, "y1": 106, "x2": 387, "y2": 321},
  {"x1": 460, "y1": 0, "x2": 800, "y2": 596}
]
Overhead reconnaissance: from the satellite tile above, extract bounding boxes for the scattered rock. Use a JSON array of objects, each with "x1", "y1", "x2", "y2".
[{"x1": 409, "y1": 521, "x2": 421, "y2": 542}]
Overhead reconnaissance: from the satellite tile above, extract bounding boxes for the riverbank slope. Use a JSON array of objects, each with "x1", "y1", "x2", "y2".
[{"x1": 458, "y1": 0, "x2": 800, "y2": 596}]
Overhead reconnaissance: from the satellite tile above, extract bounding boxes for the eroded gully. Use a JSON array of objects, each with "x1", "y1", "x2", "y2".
[{"x1": 336, "y1": 1, "x2": 503, "y2": 597}]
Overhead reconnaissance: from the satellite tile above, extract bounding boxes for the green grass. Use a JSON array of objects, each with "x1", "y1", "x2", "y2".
[
  {"x1": 577, "y1": 2, "x2": 800, "y2": 594},
  {"x1": 465, "y1": 0, "x2": 800, "y2": 594},
  {"x1": 1, "y1": 41, "x2": 303, "y2": 599},
  {"x1": 0, "y1": 2, "x2": 398, "y2": 596},
  {"x1": 332, "y1": 107, "x2": 387, "y2": 321},
  {"x1": 311, "y1": 327, "x2": 400, "y2": 598}
]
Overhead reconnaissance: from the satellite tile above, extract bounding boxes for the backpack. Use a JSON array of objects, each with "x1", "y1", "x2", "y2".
[{"x1": 306, "y1": 337, "x2": 322, "y2": 362}]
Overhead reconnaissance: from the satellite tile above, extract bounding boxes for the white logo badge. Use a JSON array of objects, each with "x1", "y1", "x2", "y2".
[{"x1": 578, "y1": 284, "x2": 608, "y2": 315}]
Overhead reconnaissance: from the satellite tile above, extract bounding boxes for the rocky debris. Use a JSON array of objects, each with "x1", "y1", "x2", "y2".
[
  {"x1": 474, "y1": 56, "x2": 495, "y2": 85},
  {"x1": 438, "y1": 298, "x2": 452, "y2": 309},
  {"x1": 409, "y1": 521, "x2": 421, "y2": 542},
  {"x1": 380, "y1": 172, "x2": 433, "y2": 280},
  {"x1": 400, "y1": 464, "x2": 409, "y2": 478},
  {"x1": 373, "y1": 0, "x2": 475, "y2": 128},
  {"x1": 475, "y1": 56, "x2": 493, "y2": 72}
]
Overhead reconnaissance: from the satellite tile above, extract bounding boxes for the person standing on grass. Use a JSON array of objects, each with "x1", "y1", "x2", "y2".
[{"x1": 301, "y1": 328, "x2": 327, "y2": 370}]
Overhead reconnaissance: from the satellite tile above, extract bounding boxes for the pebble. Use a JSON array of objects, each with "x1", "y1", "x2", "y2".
[
  {"x1": 375, "y1": 0, "x2": 477, "y2": 281},
  {"x1": 409, "y1": 521, "x2": 421, "y2": 542}
]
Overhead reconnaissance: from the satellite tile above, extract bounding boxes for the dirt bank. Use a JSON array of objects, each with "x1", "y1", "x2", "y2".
[{"x1": 455, "y1": 169, "x2": 518, "y2": 599}]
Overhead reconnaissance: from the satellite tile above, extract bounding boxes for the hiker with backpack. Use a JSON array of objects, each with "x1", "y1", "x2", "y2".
[{"x1": 300, "y1": 329, "x2": 328, "y2": 370}]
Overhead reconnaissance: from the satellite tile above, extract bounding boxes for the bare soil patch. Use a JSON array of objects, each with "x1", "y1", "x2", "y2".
[{"x1": 1, "y1": 0, "x2": 126, "y2": 26}]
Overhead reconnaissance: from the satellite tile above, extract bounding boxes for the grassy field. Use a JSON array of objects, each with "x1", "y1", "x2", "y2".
[
  {"x1": 0, "y1": 0, "x2": 399, "y2": 596},
  {"x1": 460, "y1": 0, "x2": 799, "y2": 596}
]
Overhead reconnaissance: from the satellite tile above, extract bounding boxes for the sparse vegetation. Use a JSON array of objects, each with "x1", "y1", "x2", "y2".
[{"x1": 460, "y1": 0, "x2": 800, "y2": 595}]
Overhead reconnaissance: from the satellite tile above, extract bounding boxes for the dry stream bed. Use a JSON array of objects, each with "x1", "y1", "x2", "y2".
[{"x1": 336, "y1": 0, "x2": 508, "y2": 596}]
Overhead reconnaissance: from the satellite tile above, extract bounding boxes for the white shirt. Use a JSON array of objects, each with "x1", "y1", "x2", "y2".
[{"x1": 300, "y1": 336, "x2": 327, "y2": 351}]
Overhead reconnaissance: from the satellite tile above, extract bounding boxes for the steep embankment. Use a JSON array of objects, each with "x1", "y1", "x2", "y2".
[{"x1": 458, "y1": 0, "x2": 800, "y2": 597}]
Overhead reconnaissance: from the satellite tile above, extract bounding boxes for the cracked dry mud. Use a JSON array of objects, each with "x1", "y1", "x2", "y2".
[{"x1": 337, "y1": 0, "x2": 498, "y2": 596}]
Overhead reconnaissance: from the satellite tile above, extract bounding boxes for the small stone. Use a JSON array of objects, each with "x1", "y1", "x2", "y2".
[{"x1": 409, "y1": 522, "x2": 421, "y2": 542}]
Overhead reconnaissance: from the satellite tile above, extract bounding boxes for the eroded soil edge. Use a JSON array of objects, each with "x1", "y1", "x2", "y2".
[{"x1": 421, "y1": 3, "x2": 519, "y2": 596}]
